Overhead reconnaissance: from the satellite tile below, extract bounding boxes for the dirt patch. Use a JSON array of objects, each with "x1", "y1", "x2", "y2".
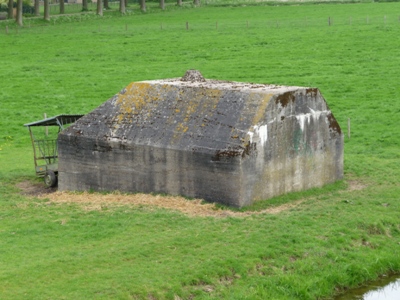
[
  {"x1": 16, "y1": 180, "x2": 57, "y2": 196},
  {"x1": 16, "y1": 181, "x2": 302, "y2": 218},
  {"x1": 42, "y1": 191, "x2": 237, "y2": 217},
  {"x1": 347, "y1": 180, "x2": 367, "y2": 191},
  {"x1": 38, "y1": 191, "x2": 303, "y2": 218}
]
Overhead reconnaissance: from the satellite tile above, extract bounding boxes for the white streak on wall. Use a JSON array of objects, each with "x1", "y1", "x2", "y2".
[
  {"x1": 247, "y1": 125, "x2": 268, "y2": 146},
  {"x1": 248, "y1": 131, "x2": 254, "y2": 143},
  {"x1": 258, "y1": 125, "x2": 268, "y2": 145},
  {"x1": 295, "y1": 108, "x2": 329, "y2": 131}
]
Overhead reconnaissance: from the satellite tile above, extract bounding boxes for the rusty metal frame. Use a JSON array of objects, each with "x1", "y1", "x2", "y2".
[{"x1": 24, "y1": 114, "x2": 84, "y2": 177}]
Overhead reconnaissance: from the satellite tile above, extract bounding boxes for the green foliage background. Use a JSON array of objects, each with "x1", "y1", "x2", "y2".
[{"x1": 0, "y1": 2, "x2": 400, "y2": 299}]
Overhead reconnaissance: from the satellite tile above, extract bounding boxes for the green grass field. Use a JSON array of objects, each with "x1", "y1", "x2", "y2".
[{"x1": 1, "y1": 2, "x2": 400, "y2": 299}]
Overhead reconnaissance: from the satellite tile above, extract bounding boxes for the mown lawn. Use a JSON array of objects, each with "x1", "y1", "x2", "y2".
[{"x1": 1, "y1": 2, "x2": 400, "y2": 299}]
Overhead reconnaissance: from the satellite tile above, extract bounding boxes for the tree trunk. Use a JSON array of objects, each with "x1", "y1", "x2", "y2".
[
  {"x1": 160, "y1": 0, "x2": 164, "y2": 10},
  {"x1": 140, "y1": 0, "x2": 146, "y2": 12},
  {"x1": 60, "y1": 0, "x2": 65, "y2": 14},
  {"x1": 16, "y1": 0, "x2": 22, "y2": 26},
  {"x1": 177, "y1": 0, "x2": 182, "y2": 6},
  {"x1": 104, "y1": 0, "x2": 110, "y2": 9},
  {"x1": 193, "y1": 0, "x2": 200, "y2": 6},
  {"x1": 44, "y1": 0, "x2": 50, "y2": 21},
  {"x1": 82, "y1": 0, "x2": 88, "y2": 11},
  {"x1": 34, "y1": 0, "x2": 40, "y2": 16},
  {"x1": 119, "y1": 0, "x2": 125, "y2": 14},
  {"x1": 7, "y1": 0, "x2": 13, "y2": 19},
  {"x1": 124, "y1": 0, "x2": 128, "y2": 7},
  {"x1": 96, "y1": 0, "x2": 103, "y2": 16}
]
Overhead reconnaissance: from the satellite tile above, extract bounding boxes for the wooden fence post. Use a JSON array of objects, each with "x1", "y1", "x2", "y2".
[
  {"x1": 44, "y1": 113, "x2": 48, "y2": 137},
  {"x1": 328, "y1": 17, "x2": 331, "y2": 26}
]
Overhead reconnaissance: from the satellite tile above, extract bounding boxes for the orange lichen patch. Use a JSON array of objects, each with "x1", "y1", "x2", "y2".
[
  {"x1": 251, "y1": 93, "x2": 273, "y2": 126},
  {"x1": 116, "y1": 82, "x2": 152, "y2": 111},
  {"x1": 171, "y1": 88, "x2": 222, "y2": 143},
  {"x1": 114, "y1": 82, "x2": 163, "y2": 124},
  {"x1": 191, "y1": 89, "x2": 221, "y2": 126},
  {"x1": 175, "y1": 123, "x2": 189, "y2": 133}
]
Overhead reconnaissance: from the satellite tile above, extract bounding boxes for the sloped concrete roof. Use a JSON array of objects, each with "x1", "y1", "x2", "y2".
[
  {"x1": 58, "y1": 71, "x2": 343, "y2": 206},
  {"x1": 63, "y1": 74, "x2": 333, "y2": 161}
]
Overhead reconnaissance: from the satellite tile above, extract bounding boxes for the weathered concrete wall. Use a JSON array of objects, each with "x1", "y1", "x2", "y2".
[
  {"x1": 240, "y1": 88, "x2": 343, "y2": 206},
  {"x1": 58, "y1": 73, "x2": 343, "y2": 207}
]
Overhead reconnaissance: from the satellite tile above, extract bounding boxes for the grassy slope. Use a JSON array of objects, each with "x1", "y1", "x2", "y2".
[{"x1": 1, "y1": 3, "x2": 400, "y2": 299}]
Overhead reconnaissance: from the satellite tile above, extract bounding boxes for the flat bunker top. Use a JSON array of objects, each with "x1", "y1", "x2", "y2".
[{"x1": 142, "y1": 78, "x2": 303, "y2": 95}]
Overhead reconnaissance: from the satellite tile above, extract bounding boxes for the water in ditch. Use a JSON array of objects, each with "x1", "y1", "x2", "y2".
[{"x1": 335, "y1": 275, "x2": 400, "y2": 300}]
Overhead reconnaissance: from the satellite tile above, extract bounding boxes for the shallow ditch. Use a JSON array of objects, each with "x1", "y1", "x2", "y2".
[{"x1": 335, "y1": 275, "x2": 400, "y2": 300}]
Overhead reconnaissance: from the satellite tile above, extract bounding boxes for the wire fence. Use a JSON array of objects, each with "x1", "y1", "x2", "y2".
[
  {"x1": 1, "y1": 0, "x2": 400, "y2": 35},
  {"x1": 202, "y1": 0, "x2": 363, "y2": 4},
  {"x1": 2, "y1": 12, "x2": 400, "y2": 35},
  {"x1": 47, "y1": 2, "x2": 121, "y2": 14}
]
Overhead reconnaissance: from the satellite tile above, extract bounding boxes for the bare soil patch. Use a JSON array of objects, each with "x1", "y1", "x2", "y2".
[
  {"x1": 16, "y1": 180, "x2": 302, "y2": 218},
  {"x1": 16, "y1": 180, "x2": 57, "y2": 196},
  {"x1": 347, "y1": 180, "x2": 368, "y2": 191}
]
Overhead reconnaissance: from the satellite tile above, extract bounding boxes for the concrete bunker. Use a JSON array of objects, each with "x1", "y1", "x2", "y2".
[{"x1": 58, "y1": 70, "x2": 343, "y2": 207}]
